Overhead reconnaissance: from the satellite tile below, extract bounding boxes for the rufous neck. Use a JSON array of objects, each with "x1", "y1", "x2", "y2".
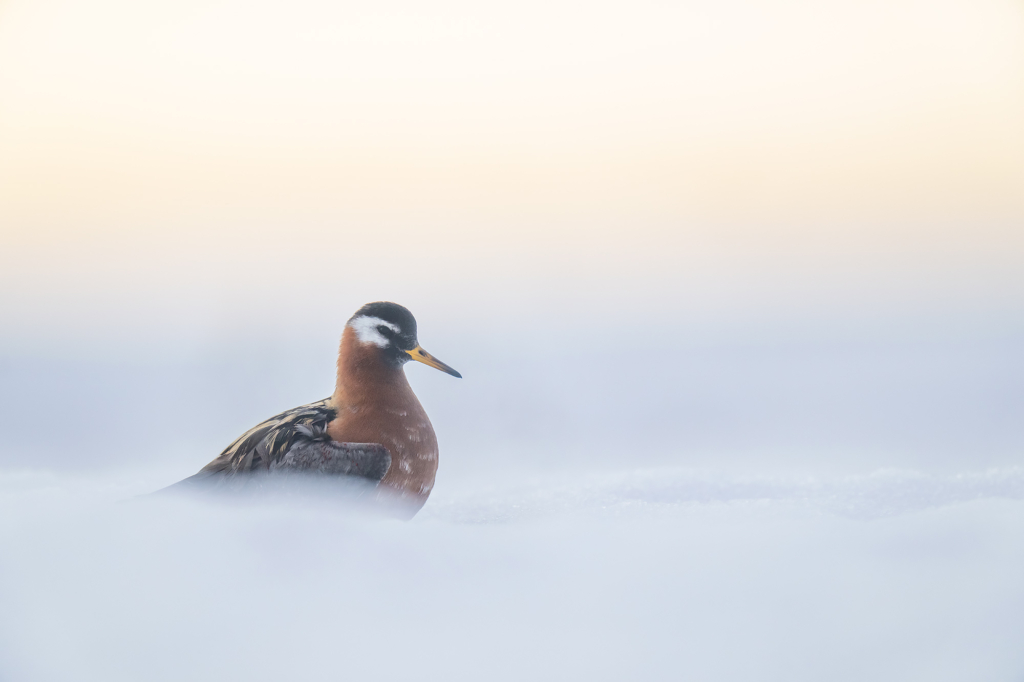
[{"x1": 332, "y1": 326, "x2": 410, "y2": 408}]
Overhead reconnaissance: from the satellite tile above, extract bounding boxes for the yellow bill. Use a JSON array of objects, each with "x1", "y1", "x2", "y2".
[{"x1": 406, "y1": 346, "x2": 462, "y2": 378}]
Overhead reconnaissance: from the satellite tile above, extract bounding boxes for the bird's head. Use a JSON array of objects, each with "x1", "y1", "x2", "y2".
[{"x1": 346, "y1": 301, "x2": 462, "y2": 378}]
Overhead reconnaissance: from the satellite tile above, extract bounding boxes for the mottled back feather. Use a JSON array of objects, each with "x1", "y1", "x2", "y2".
[{"x1": 199, "y1": 398, "x2": 336, "y2": 475}]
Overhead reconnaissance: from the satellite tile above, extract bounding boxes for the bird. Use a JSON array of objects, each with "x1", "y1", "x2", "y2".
[{"x1": 168, "y1": 301, "x2": 461, "y2": 514}]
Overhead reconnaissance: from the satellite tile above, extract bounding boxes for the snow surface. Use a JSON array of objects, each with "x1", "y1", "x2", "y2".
[{"x1": 1, "y1": 466, "x2": 1023, "y2": 682}]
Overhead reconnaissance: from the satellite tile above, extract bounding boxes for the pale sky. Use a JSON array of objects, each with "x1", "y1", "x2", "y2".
[{"x1": 1, "y1": 0, "x2": 1022, "y2": 347}]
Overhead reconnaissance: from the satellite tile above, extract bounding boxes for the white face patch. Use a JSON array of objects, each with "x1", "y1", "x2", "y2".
[{"x1": 348, "y1": 315, "x2": 400, "y2": 348}]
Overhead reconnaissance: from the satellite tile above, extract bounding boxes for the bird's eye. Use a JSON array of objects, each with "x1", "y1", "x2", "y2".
[{"x1": 377, "y1": 326, "x2": 392, "y2": 337}]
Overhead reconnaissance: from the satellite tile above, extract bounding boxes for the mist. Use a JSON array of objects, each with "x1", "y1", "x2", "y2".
[
  {"x1": 3, "y1": 288, "x2": 1023, "y2": 680},
  {"x1": 2, "y1": 467, "x2": 1024, "y2": 681},
  {"x1": 3, "y1": 0, "x2": 1024, "y2": 678},
  {"x1": 3, "y1": 222, "x2": 1023, "y2": 682}
]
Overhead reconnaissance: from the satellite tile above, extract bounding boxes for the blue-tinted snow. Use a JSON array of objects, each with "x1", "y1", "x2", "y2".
[{"x1": 1, "y1": 467, "x2": 1022, "y2": 682}]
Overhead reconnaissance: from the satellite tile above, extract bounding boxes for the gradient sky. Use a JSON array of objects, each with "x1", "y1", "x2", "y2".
[
  {"x1": 2, "y1": 0, "x2": 1022, "y2": 341},
  {"x1": 1, "y1": 0, "x2": 1022, "y2": 476},
  {"x1": 1, "y1": 0, "x2": 1022, "y2": 222},
  {"x1": 2, "y1": 8, "x2": 1023, "y2": 677},
  {"x1": 2, "y1": 0, "x2": 1024, "y2": 223}
]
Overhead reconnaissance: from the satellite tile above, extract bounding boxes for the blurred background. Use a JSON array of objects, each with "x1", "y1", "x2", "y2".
[
  {"x1": 2, "y1": 0, "x2": 1022, "y2": 481},
  {"x1": 3, "y1": 2, "x2": 1024, "y2": 681}
]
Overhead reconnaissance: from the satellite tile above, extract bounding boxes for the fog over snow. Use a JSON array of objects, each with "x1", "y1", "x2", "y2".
[
  {"x1": 1, "y1": 0, "x2": 1022, "y2": 675},
  {"x1": 2, "y1": 310, "x2": 1024, "y2": 681},
  {"x1": 1, "y1": 465, "x2": 1024, "y2": 682}
]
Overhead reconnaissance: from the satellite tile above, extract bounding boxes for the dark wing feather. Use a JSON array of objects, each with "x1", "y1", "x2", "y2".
[
  {"x1": 198, "y1": 398, "x2": 336, "y2": 475},
  {"x1": 157, "y1": 398, "x2": 393, "y2": 495},
  {"x1": 272, "y1": 440, "x2": 391, "y2": 481}
]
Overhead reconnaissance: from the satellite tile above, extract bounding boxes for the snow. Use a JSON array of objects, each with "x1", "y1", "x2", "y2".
[
  {"x1": 1, "y1": 316, "x2": 1021, "y2": 680},
  {"x1": 1, "y1": 466, "x2": 1022, "y2": 682}
]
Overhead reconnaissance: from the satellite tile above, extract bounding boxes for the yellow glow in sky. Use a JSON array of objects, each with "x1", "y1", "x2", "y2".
[
  {"x1": 0, "y1": 0, "x2": 1022, "y2": 348},
  {"x1": 1, "y1": 0, "x2": 1022, "y2": 225}
]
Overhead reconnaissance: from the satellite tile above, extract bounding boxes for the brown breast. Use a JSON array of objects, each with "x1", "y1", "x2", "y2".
[{"x1": 326, "y1": 327, "x2": 439, "y2": 509}]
